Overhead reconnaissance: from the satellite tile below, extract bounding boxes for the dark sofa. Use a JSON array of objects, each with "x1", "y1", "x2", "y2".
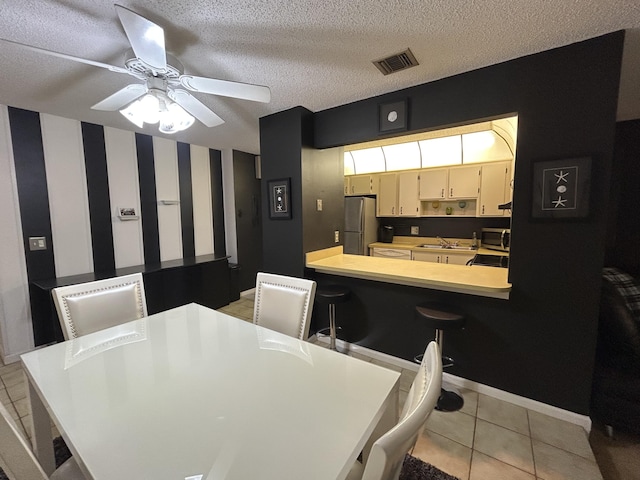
[{"x1": 590, "y1": 267, "x2": 640, "y2": 434}]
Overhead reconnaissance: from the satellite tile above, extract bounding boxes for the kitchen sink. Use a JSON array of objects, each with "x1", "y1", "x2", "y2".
[{"x1": 416, "y1": 244, "x2": 477, "y2": 250}]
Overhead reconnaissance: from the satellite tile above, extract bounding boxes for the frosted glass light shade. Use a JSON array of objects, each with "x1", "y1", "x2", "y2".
[{"x1": 419, "y1": 136, "x2": 462, "y2": 167}]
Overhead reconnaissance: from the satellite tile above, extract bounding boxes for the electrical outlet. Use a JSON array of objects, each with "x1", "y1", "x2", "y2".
[
  {"x1": 334, "y1": 230, "x2": 339, "y2": 243},
  {"x1": 29, "y1": 236, "x2": 47, "y2": 251},
  {"x1": 411, "y1": 226, "x2": 419, "y2": 235}
]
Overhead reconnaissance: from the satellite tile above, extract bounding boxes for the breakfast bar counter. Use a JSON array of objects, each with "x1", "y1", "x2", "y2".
[{"x1": 306, "y1": 247, "x2": 511, "y2": 299}]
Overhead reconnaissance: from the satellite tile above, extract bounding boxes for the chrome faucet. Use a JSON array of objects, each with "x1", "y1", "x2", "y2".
[{"x1": 436, "y1": 236, "x2": 459, "y2": 247}]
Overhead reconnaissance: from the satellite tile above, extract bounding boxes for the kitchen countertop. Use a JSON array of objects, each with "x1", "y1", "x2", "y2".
[
  {"x1": 306, "y1": 246, "x2": 511, "y2": 299},
  {"x1": 368, "y1": 236, "x2": 509, "y2": 255}
]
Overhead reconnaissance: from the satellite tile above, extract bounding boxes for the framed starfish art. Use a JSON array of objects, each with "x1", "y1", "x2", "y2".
[
  {"x1": 268, "y1": 178, "x2": 292, "y2": 219},
  {"x1": 532, "y1": 157, "x2": 591, "y2": 219}
]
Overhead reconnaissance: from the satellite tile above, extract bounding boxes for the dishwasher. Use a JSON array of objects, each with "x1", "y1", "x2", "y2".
[{"x1": 371, "y1": 248, "x2": 412, "y2": 260}]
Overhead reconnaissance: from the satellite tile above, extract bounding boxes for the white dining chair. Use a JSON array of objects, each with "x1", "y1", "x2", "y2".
[
  {"x1": 52, "y1": 273, "x2": 147, "y2": 340},
  {"x1": 347, "y1": 341, "x2": 443, "y2": 480},
  {"x1": 0, "y1": 402, "x2": 85, "y2": 480},
  {"x1": 253, "y1": 272, "x2": 317, "y2": 340}
]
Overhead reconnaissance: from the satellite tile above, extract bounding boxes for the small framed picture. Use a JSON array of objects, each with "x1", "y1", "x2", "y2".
[
  {"x1": 379, "y1": 100, "x2": 408, "y2": 133},
  {"x1": 531, "y1": 157, "x2": 591, "y2": 219},
  {"x1": 268, "y1": 178, "x2": 291, "y2": 219}
]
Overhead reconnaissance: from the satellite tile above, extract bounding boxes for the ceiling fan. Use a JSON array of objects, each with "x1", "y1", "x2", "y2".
[{"x1": 1, "y1": 4, "x2": 271, "y2": 133}]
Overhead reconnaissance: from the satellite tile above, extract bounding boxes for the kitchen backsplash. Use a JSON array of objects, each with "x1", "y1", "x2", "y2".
[{"x1": 379, "y1": 216, "x2": 510, "y2": 238}]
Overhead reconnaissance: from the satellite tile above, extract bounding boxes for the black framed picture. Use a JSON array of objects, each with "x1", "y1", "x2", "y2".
[
  {"x1": 268, "y1": 178, "x2": 291, "y2": 219},
  {"x1": 531, "y1": 157, "x2": 591, "y2": 219},
  {"x1": 379, "y1": 100, "x2": 408, "y2": 133}
]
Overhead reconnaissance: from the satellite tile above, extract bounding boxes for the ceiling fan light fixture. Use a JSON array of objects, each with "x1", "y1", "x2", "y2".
[{"x1": 120, "y1": 90, "x2": 194, "y2": 133}]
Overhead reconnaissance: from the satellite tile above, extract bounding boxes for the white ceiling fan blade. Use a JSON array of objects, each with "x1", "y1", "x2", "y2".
[
  {"x1": 91, "y1": 84, "x2": 147, "y2": 111},
  {"x1": 168, "y1": 89, "x2": 224, "y2": 127},
  {"x1": 0, "y1": 38, "x2": 129, "y2": 74},
  {"x1": 179, "y1": 75, "x2": 271, "y2": 103},
  {"x1": 115, "y1": 4, "x2": 167, "y2": 71}
]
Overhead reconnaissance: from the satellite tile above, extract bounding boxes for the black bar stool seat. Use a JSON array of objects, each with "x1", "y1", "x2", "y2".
[
  {"x1": 415, "y1": 301, "x2": 466, "y2": 412},
  {"x1": 316, "y1": 285, "x2": 350, "y2": 351}
]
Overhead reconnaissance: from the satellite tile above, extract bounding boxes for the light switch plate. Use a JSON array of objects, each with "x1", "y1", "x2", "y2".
[
  {"x1": 316, "y1": 199, "x2": 323, "y2": 211},
  {"x1": 411, "y1": 226, "x2": 419, "y2": 235},
  {"x1": 29, "y1": 236, "x2": 47, "y2": 251},
  {"x1": 334, "y1": 230, "x2": 339, "y2": 243}
]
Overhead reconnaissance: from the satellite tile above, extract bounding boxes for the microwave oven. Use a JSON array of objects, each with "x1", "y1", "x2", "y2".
[{"x1": 481, "y1": 228, "x2": 510, "y2": 252}]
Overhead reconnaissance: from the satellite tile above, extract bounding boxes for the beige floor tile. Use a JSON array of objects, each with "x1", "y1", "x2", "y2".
[
  {"x1": 457, "y1": 388, "x2": 479, "y2": 417},
  {"x1": 4, "y1": 402, "x2": 20, "y2": 422},
  {"x1": 7, "y1": 381, "x2": 26, "y2": 402},
  {"x1": 20, "y1": 414, "x2": 32, "y2": 439},
  {"x1": 477, "y1": 394, "x2": 529, "y2": 435},
  {"x1": 528, "y1": 410, "x2": 594, "y2": 460},
  {"x1": 0, "y1": 387, "x2": 10, "y2": 406},
  {"x1": 474, "y1": 419, "x2": 535, "y2": 474},
  {"x1": 425, "y1": 409, "x2": 476, "y2": 448},
  {"x1": 1, "y1": 368, "x2": 25, "y2": 388},
  {"x1": 533, "y1": 439, "x2": 603, "y2": 480},
  {"x1": 470, "y1": 451, "x2": 535, "y2": 480},
  {"x1": 412, "y1": 429, "x2": 472, "y2": 480},
  {"x1": 14, "y1": 396, "x2": 30, "y2": 418},
  {"x1": 0, "y1": 361, "x2": 23, "y2": 379}
]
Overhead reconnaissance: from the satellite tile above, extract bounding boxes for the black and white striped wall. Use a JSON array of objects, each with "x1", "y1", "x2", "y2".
[{"x1": 0, "y1": 104, "x2": 229, "y2": 362}]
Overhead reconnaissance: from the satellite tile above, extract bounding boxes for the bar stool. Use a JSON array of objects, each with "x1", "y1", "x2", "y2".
[
  {"x1": 315, "y1": 285, "x2": 351, "y2": 351},
  {"x1": 415, "y1": 301, "x2": 466, "y2": 412}
]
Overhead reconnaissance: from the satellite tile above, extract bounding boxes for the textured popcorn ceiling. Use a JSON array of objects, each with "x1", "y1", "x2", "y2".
[{"x1": 0, "y1": 1, "x2": 639, "y2": 153}]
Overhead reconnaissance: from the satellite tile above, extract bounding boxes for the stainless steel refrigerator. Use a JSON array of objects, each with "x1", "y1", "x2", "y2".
[{"x1": 344, "y1": 197, "x2": 378, "y2": 255}]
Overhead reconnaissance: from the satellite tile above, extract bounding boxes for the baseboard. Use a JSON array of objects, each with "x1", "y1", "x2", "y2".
[{"x1": 313, "y1": 336, "x2": 592, "y2": 432}]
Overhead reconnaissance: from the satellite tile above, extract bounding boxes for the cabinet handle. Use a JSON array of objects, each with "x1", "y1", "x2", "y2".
[
  {"x1": 351, "y1": 185, "x2": 355, "y2": 193},
  {"x1": 482, "y1": 205, "x2": 485, "y2": 214},
  {"x1": 441, "y1": 188, "x2": 444, "y2": 198},
  {"x1": 400, "y1": 206, "x2": 403, "y2": 214},
  {"x1": 392, "y1": 207, "x2": 395, "y2": 214},
  {"x1": 450, "y1": 188, "x2": 453, "y2": 197},
  {"x1": 445, "y1": 256, "x2": 449, "y2": 264}
]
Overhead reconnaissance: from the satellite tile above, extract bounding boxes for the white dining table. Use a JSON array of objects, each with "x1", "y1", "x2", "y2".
[{"x1": 21, "y1": 303, "x2": 400, "y2": 480}]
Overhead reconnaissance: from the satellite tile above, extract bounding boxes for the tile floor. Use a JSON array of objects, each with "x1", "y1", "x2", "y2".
[{"x1": 1, "y1": 294, "x2": 603, "y2": 480}]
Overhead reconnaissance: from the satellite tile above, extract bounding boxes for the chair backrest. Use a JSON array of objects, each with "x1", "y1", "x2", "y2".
[
  {"x1": 253, "y1": 272, "x2": 317, "y2": 340},
  {"x1": 361, "y1": 341, "x2": 443, "y2": 480},
  {"x1": 0, "y1": 401, "x2": 48, "y2": 480},
  {"x1": 52, "y1": 273, "x2": 147, "y2": 340}
]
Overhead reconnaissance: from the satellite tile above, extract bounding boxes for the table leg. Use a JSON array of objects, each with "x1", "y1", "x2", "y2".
[
  {"x1": 26, "y1": 376, "x2": 55, "y2": 475},
  {"x1": 361, "y1": 380, "x2": 399, "y2": 464}
]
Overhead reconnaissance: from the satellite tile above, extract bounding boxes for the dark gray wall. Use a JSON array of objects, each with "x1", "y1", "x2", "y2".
[
  {"x1": 259, "y1": 106, "x2": 313, "y2": 277},
  {"x1": 261, "y1": 31, "x2": 625, "y2": 415},
  {"x1": 233, "y1": 150, "x2": 263, "y2": 290}
]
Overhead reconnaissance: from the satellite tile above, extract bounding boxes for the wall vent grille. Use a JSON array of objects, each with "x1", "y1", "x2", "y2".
[{"x1": 373, "y1": 48, "x2": 419, "y2": 75}]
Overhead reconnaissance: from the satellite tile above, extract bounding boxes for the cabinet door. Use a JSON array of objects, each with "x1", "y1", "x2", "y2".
[
  {"x1": 419, "y1": 168, "x2": 448, "y2": 199},
  {"x1": 443, "y1": 253, "x2": 475, "y2": 265},
  {"x1": 349, "y1": 175, "x2": 374, "y2": 195},
  {"x1": 398, "y1": 171, "x2": 420, "y2": 216},
  {"x1": 377, "y1": 174, "x2": 398, "y2": 216},
  {"x1": 411, "y1": 251, "x2": 442, "y2": 263},
  {"x1": 448, "y1": 165, "x2": 480, "y2": 199},
  {"x1": 478, "y1": 161, "x2": 510, "y2": 216}
]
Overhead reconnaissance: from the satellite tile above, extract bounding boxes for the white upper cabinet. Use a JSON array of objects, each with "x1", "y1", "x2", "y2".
[
  {"x1": 478, "y1": 161, "x2": 511, "y2": 216},
  {"x1": 345, "y1": 174, "x2": 378, "y2": 196},
  {"x1": 448, "y1": 165, "x2": 480, "y2": 199},
  {"x1": 398, "y1": 171, "x2": 420, "y2": 216},
  {"x1": 419, "y1": 168, "x2": 448, "y2": 200},
  {"x1": 377, "y1": 173, "x2": 398, "y2": 216}
]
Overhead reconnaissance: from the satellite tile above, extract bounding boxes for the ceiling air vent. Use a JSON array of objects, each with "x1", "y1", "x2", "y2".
[{"x1": 373, "y1": 48, "x2": 419, "y2": 75}]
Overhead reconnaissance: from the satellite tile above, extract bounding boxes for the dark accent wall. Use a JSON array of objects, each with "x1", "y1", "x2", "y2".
[
  {"x1": 301, "y1": 147, "x2": 345, "y2": 254},
  {"x1": 81, "y1": 122, "x2": 115, "y2": 272},
  {"x1": 606, "y1": 120, "x2": 640, "y2": 276},
  {"x1": 259, "y1": 107, "x2": 313, "y2": 277},
  {"x1": 8, "y1": 108, "x2": 55, "y2": 282},
  {"x1": 135, "y1": 134, "x2": 161, "y2": 264},
  {"x1": 262, "y1": 31, "x2": 625, "y2": 415},
  {"x1": 177, "y1": 142, "x2": 195, "y2": 258},
  {"x1": 379, "y1": 216, "x2": 511, "y2": 239},
  {"x1": 210, "y1": 149, "x2": 226, "y2": 256},
  {"x1": 232, "y1": 150, "x2": 263, "y2": 290}
]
